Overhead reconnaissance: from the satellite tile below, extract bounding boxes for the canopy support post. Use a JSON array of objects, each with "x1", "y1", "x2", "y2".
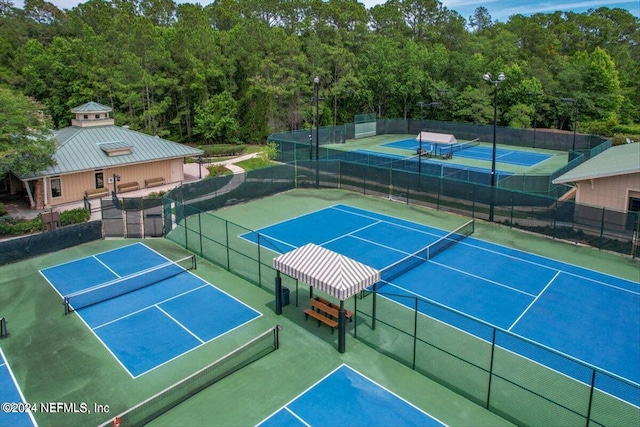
[
  {"x1": 372, "y1": 282, "x2": 377, "y2": 330},
  {"x1": 275, "y1": 271, "x2": 282, "y2": 315},
  {"x1": 338, "y1": 300, "x2": 346, "y2": 353}
]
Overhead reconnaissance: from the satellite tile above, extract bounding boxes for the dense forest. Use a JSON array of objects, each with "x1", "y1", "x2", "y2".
[{"x1": 0, "y1": 0, "x2": 638, "y2": 147}]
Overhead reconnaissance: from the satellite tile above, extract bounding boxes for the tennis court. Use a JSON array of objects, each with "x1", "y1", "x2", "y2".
[
  {"x1": 0, "y1": 348, "x2": 37, "y2": 427},
  {"x1": 244, "y1": 204, "x2": 640, "y2": 405},
  {"x1": 351, "y1": 149, "x2": 514, "y2": 183},
  {"x1": 39, "y1": 243, "x2": 261, "y2": 377},
  {"x1": 257, "y1": 364, "x2": 446, "y2": 427},
  {"x1": 382, "y1": 138, "x2": 551, "y2": 166}
]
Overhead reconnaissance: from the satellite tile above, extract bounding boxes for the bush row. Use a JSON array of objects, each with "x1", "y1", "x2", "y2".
[{"x1": 198, "y1": 144, "x2": 247, "y2": 157}]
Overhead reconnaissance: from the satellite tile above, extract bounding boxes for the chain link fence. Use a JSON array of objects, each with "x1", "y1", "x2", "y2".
[{"x1": 162, "y1": 163, "x2": 638, "y2": 425}]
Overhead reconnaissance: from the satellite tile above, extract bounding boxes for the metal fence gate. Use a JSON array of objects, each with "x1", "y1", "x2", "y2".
[{"x1": 101, "y1": 197, "x2": 164, "y2": 238}]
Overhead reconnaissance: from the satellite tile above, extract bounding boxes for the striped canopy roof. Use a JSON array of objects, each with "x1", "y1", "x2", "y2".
[
  {"x1": 416, "y1": 132, "x2": 457, "y2": 145},
  {"x1": 273, "y1": 244, "x2": 380, "y2": 301}
]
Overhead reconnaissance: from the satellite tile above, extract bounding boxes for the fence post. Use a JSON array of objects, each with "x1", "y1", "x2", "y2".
[
  {"x1": 585, "y1": 370, "x2": 597, "y2": 427},
  {"x1": 633, "y1": 212, "x2": 639, "y2": 259},
  {"x1": 257, "y1": 234, "x2": 262, "y2": 288},
  {"x1": 412, "y1": 297, "x2": 419, "y2": 370},
  {"x1": 198, "y1": 213, "x2": 203, "y2": 257},
  {"x1": 486, "y1": 328, "x2": 497, "y2": 409},
  {"x1": 599, "y1": 207, "x2": 606, "y2": 250},
  {"x1": 225, "y1": 220, "x2": 230, "y2": 271}
]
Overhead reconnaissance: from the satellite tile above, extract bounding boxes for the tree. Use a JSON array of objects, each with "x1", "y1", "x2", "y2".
[
  {"x1": 194, "y1": 91, "x2": 239, "y2": 144},
  {"x1": 0, "y1": 87, "x2": 56, "y2": 176},
  {"x1": 469, "y1": 6, "x2": 492, "y2": 32}
]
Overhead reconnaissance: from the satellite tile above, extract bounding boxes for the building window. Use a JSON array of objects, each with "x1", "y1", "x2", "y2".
[
  {"x1": 51, "y1": 177, "x2": 62, "y2": 198},
  {"x1": 95, "y1": 114, "x2": 100, "y2": 119},
  {"x1": 83, "y1": 114, "x2": 88, "y2": 119},
  {"x1": 95, "y1": 171, "x2": 104, "y2": 188},
  {"x1": 629, "y1": 197, "x2": 640, "y2": 212}
]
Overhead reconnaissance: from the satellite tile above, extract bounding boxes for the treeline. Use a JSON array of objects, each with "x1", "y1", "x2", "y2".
[{"x1": 0, "y1": 0, "x2": 638, "y2": 144}]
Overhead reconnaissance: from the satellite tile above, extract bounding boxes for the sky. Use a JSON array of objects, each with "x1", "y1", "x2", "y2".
[{"x1": 9, "y1": 0, "x2": 640, "y2": 22}]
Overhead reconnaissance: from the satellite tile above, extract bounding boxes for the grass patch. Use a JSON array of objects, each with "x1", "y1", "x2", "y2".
[
  {"x1": 207, "y1": 164, "x2": 233, "y2": 177},
  {"x1": 233, "y1": 155, "x2": 275, "y2": 171}
]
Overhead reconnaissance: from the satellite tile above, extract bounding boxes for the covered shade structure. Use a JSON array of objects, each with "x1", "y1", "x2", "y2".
[
  {"x1": 273, "y1": 243, "x2": 380, "y2": 352},
  {"x1": 415, "y1": 132, "x2": 457, "y2": 146}
]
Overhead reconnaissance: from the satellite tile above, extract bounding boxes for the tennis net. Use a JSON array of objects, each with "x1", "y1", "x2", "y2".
[
  {"x1": 63, "y1": 255, "x2": 196, "y2": 314},
  {"x1": 381, "y1": 219, "x2": 475, "y2": 283},
  {"x1": 436, "y1": 138, "x2": 480, "y2": 156},
  {"x1": 98, "y1": 325, "x2": 281, "y2": 427}
]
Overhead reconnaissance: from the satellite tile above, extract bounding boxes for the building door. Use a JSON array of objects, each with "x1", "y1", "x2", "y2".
[{"x1": 95, "y1": 170, "x2": 104, "y2": 189}]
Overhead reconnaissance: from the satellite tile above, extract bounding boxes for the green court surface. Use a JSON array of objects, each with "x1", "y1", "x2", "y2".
[
  {"x1": 1, "y1": 189, "x2": 638, "y2": 426},
  {"x1": 0, "y1": 238, "x2": 510, "y2": 427}
]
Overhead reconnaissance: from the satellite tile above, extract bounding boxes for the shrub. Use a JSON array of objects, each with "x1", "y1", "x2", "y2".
[
  {"x1": 0, "y1": 208, "x2": 90, "y2": 236},
  {"x1": 59, "y1": 208, "x2": 90, "y2": 226},
  {"x1": 198, "y1": 144, "x2": 247, "y2": 157},
  {"x1": 0, "y1": 202, "x2": 6, "y2": 217},
  {"x1": 207, "y1": 164, "x2": 231, "y2": 177}
]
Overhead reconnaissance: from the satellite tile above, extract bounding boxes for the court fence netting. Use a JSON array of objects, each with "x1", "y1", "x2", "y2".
[
  {"x1": 63, "y1": 254, "x2": 196, "y2": 314},
  {"x1": 352, "y1": 289, "x2": 639, "y2": 426},
  {"x1": 98, "y1": 325, "x2": 281, "y2": 427},
  {"x1": 268, "y1": 118, "x2": 611, "y2": 198},
  {"x1": 162, "y1": 160, "x2": 638, "y2": 426}
]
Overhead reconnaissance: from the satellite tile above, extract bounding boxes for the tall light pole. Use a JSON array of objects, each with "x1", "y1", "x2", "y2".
[
  {"x1": 314, "y1": 76, "x2": 320, "y2": 160},
  {"x1": 417, "y1": 101, "x2": 425, "y2": 173},
  {"x1": 483, "y1": 71, "x2": 505, "y2": 222},
  {"x1": 527, "y1": 92, "x2": 540, "y2": 149},
  {"x1": 561, "y1": 97, "x2": 578, "y2": 152},
  {"x1": 313, "y1": 76, "x2": 322, "y2": 187}
]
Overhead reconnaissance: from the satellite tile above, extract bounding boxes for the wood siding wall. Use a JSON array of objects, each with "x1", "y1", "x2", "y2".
[
  {"x1": 43, "y1": 159, "x2": 184, "y2": 208},
  {"x1": 575, "y1": 172, "x2": 640, "y2": 211}
]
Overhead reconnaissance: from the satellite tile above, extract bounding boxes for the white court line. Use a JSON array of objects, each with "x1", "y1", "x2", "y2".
[
  {"x1": 428, "y1": 260, "x2": 538, "y2": 298},
  {"x1": 156, "y1": 305, "x2": 205, "y2": 344},
  {"x1": 0, "y1": 347, "x2": 38, "y2": 427},
  {"x1": 508, "y1": 271, "x2": 561, "y2": 331}
]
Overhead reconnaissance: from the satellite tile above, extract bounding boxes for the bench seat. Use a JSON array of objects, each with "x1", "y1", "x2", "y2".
[
  {"x1": 85, "y1": 188, "x2": 109, "y2": 199},
  {"x1": 144, "y1": 177, "x2": 166, "y2": 188},
  {"x1": 117, "y1": 182, "x2": 139, "y2": 193},
  {"x1": 315, "y1": 297, "x2": 354, "y2": 321},
  {"x1": 303, "y1": 308, "x2": 338, "y2": 332}
]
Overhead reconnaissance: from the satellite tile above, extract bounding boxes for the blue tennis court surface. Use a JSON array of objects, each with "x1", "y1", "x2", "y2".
[
  {"x1": 351, "y1": 149, "x2": 513, "y2": 182},
  {"x1": 40, "y1": 243, "x2": 261, "y2": 377},
  {"x1": 383, "y1": 138, "x2": 551, "y2": 167},
  {"x1": 0, "y1": 348, "x2": 37, "y2": 427},
  {"x1": 244, "y1": 204, "x2": 640, "y2": 405},
  {"x1": 257, "y1": 364, "x2": 445, "y2": 427}
]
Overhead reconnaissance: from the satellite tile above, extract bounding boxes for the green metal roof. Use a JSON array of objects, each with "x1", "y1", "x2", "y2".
[
  {"x1": 553, "y1": 142, "x2": 640, "y2": 184},
  {"x1": 24, "y1": 124, "x2": 202, "y2": 179},
  {"x1": 71, "y1": 101, "x2": 112, "y2": 113}
]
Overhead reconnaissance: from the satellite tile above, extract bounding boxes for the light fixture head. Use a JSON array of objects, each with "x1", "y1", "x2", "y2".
[
  {"x1": 483, "y1": 73, "x2": 492, "y2": 82},
  {"x1": 497, "y1": 72, "x2": 505, "y2": 82},
  {"x1": 313, "y1": 76, "x2": 319, "y2": 84}
]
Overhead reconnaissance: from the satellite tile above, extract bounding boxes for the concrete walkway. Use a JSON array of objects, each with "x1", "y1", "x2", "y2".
[{"x1": 3, "y1": 152, "x2": 260, "y2": 220}]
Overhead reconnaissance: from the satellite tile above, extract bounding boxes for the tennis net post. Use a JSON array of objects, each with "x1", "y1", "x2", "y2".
[
  {"x1": 63, "y1": 254, "x2": 196, "y2": 315},
  {"x1": 98, "y1": 325, "x2": 282, "y2": 427}
]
